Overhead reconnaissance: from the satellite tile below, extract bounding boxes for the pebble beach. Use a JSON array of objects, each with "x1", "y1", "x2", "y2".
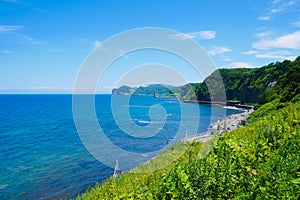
[{"x1": 187, "y1": 106, "x2": 254, "y2": 143}]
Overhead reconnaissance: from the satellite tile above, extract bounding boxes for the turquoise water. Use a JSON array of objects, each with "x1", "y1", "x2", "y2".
[{"x1": 0, "y1": 95, "x2": 241, "y2": 199}]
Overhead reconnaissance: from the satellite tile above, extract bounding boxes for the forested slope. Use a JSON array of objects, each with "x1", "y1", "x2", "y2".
[
  {"x1": 182, "y1": 56, "x2": 300, "y2": 104},
  {"x1": 80, "y1": 57, "x2": 300, "y2": 199},
  {"x1": 80, "y1": 98, "x2": 300, "y2": 199}
]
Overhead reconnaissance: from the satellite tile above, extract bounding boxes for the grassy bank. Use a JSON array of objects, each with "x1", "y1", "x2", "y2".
[{"x1": 78, "y1": 99, "x2": 300, "y2": 199}]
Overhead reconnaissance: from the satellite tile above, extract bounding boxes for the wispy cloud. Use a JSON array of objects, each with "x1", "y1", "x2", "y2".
[
  {"x1": 169, "y1": 30, "x2": 216, "y2": 40},
  {"x1": 16, "y1": 33, "x2": 46, "y2": 44},
  {"x1": 94, "y1": 40, "x2": 101, "y2": 47},
  {"x1": 253, "y1": 31, "x2": 300, "y2": 50},
  {"x1": 241, "y1": 49, "x2": 296, "y2": 60},
  {"x1": 2, "y1": 0, "x2": 22, "y2": 4},
  {"x1": 255, "y1": 50, "x2": 296, "y2": 60},
  {"x1": 258, "y1": 16, "x2": 271, "y2": 21},
  {"x1": 2, "y1": 0, "x2": 47, "y2": 13},
  {"x1": 291, "y1": 20, "x2": 300, "y2": 27},
  {"x1": 229, "y1": 62, "x2": 253, "y2": 68},
  {"x1": 92, "y1": 40, "x2": 111, "y2": 52},
  {"x1": 0, "y1": 24, "x2": 45, "y2": 45},
  {"x1": 241, "y1": 50, "x2": 259, "y2": 55},
  {"x1": 208, "y1": 46, "x2": 231, "y2": 55},
  {"x1": 47, "y1": 48, "x2": 63, "y2": 52},
  {"x1": 0, "y1": 25, "x2": 23, "y2": 33},
  {"x1": 255, "y1": 31, "x2": 273, "y2": 38},
  {"x1": 258, "y1": 0, "x2": 296, "y2": 21},
  {"x1": 1, "y1": 50, "x2": 12, "y2": 54},
  {"x1": 222, "y1": 56, "x2": 231, "y2": 62},
  {"x1": 196, "y1": 31, "x2": 216, "y2": 39}
]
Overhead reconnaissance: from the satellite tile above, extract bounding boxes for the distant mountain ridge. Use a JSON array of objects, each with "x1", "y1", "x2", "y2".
[
  {"x1": 112, "y1": 84, "x2": 181, "y2": 98},
  {"x1": 112, "y1": 56, "x2": 300, "y2": 104}
]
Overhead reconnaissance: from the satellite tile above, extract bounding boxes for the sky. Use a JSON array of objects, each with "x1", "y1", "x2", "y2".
[{"x1": 1, "y1": 0, "x2": 300, "y2": 93}]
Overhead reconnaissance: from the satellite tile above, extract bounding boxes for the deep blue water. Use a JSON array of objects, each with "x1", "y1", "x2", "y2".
[{"x1": 0, "y1": 95, "x2": 241, "y2": 199}]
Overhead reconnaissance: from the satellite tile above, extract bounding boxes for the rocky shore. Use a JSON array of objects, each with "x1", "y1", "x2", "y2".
[{"x1": 186, "y1": 107, "x2": 254, "y2": 143}]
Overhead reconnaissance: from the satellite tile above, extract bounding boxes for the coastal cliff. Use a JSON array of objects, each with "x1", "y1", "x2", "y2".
[{"x1": 113, "y1": 56, "x2": 300, "y2": 106}]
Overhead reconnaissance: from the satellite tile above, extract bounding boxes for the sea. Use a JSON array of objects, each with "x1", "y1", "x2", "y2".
[{"x1": 0, "y1": 94, "x2": 242, "y2": 199}]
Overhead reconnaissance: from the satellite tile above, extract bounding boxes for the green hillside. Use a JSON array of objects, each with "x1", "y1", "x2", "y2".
[
  {"x1": 112, "y1": 84, "x2": 181, "y2": 97},
  {"x1": 182, "y1": 56, "x2": 300, "y2": 104},
  {"x1": 113, "y1": 57, "x2": 300, "y2": 105},
  {"x1": 80, "y1": 58, "x2": 300, "y2": 199},
  {"x1": 79, "y1": 99, "x2": 300, "y2": 199}
]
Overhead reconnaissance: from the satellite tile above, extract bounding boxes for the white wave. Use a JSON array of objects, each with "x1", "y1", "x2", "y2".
[
  {"x1": 0, "y1": 184, "x2": 8, "y2": 190},
  {"x1": 138, "y1": 120, "x2": 150, "y2": 124}
]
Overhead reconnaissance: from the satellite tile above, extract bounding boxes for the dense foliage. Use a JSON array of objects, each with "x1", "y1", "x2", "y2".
[
  {"x1": 158, "y1": 101, "x2": 300, "y2": 199},
  {"x1": 112, "y1": 84, "x2": 181, "y2": 97},
  {"x1": 182, "y1": 56, "x2": 300, "y2": 104},
  {"x1": 79, "y1": 100, "x2": 300, "y2": 199},
  {"x1": 112, "y1": 57, "x2": 300, "y2": 104},
  {"x1": 112, "y1": 86, "x2": 133, "y2": 95},
  {"x1": 81, "y1": 58, "x2": 300, "y2": 199}
]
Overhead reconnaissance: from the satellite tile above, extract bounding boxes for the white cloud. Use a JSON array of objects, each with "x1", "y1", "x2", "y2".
[
  {"x1": 1, "y1": 50, "x2": 12, "y2": 54},
  {"x1": 255, "y1": 50, "x2": 296, "y2": 60},
  {"x1": 241, "y1": 50, "x2": 259, "y2": 55},
  {"x1": 0, "y1": 25, "x2": 45, "y2": 44},
  {"x1": 271, "y1": 8, "x2": 283, "y2": 13},
  {"x1": 16, "y1": 33, "x2": 46, "y2": 44},
  {"x1": 253, "y1": 31, "x2": 300, "y2": 50},
  {"x1": 241, "y1": 49, "x2": 296, "y2": 61},
  {"x1": 255, "y1": 31, "x2": 273, "y2": 38},
  {"x1": 258, "y1": 16, "x2": 271, "y2": 21},
  {"x1": 222, "y1": 56, "x2": 231, "y2": 62},
  {"x1": 94, "y1": 40, "x2": 101, "y2": 47},
  {"x1": 258, "y1": 0, "x2": 296, "y2": 21},
  {"x1": 0, "y1": 25, "x2": 23, "y2": 33},
  {"x1": 292, "y1": 21, "x2": 300, "y2": 27},
  {"x1": 196, "y1": 31, "x2": 216, "y2": 39},
  {"x1": 208, "y1": 46, "x2": 231, "y2": 55},
  {"x1": 170, "y1": 33, "x2": 194, "y2": 40},
  {"x1": 169, "y1": 30, "x2": 216, "y2": 40},
  {"x1": 230, "y1": 62, "x2": 253, "y2": 68},
  {"x1": 47, "y1": 48, "x2": 63, "y2": 52}
]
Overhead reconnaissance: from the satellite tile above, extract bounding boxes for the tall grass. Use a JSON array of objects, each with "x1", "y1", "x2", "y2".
[{"x1": 79, "y1": 101, "x2": 300, "y2": 199}]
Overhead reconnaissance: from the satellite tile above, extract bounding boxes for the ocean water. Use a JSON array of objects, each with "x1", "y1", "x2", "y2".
[{"x1": 0, "y1": 95, "x2": 241, "y2": 199}]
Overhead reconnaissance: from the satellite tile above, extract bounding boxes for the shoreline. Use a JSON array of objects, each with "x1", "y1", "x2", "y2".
[
  {"x1": 182, "y1": 99, "x2": 254, "y2": 110},
  {"x1": 85, "y1": 99, "x2": 254, "y2": 195},
  {"x1": 186, "y1": 107, "x2": 253, "y2": 143},
  {"x1": 137, "y1": 106, "x2": 253, "y2": 171}
]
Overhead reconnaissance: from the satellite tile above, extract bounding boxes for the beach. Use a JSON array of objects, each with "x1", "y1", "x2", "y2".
[{"x1": 186, "y1": 106, "x2": 254, "y2": 143}]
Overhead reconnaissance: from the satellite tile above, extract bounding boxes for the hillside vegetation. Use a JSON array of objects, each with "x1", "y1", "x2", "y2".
[
  {"x1": 81, "y1": 58, "x2": 300, "y2": 199},
  {"x1": 182, "y1": 56, "x2": 300, "y2": 104},
  {"x1": 79, "y1": 99, "x2": 299, "y2": 199},
  {"x1": 112, "y1": 84, "x2": 181, "y2": 97},
  {"x1": 113, "y1": 57, "x2": 300, "y2": 105}
]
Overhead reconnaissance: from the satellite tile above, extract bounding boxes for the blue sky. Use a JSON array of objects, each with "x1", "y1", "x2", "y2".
[{"x1": 1, "y1": 0, "x2": 300, "y2": 93}]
